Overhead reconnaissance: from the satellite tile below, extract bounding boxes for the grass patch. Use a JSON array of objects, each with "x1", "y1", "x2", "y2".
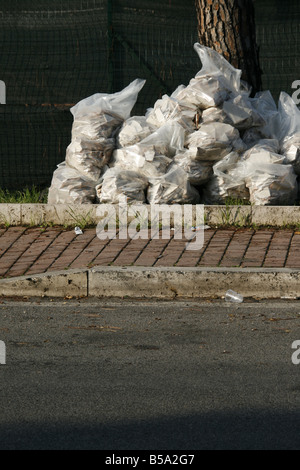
[{"x1": 0, "y1": 186, "x2": 48, "y2": 204}]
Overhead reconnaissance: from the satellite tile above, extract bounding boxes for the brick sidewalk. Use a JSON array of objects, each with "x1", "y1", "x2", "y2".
[{"x1": 0, "y1": 226, "x2": 299, "y2": 279}]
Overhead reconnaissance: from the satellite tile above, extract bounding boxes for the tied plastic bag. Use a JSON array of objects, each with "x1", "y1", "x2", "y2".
[
  {"x1": 110, "y1": 149, "x2": 172, "y2": 180},
  {"x1": 173, "y1": 150, "x2": 213, "y2": 185},
  {"x1": 202, "y1": 152, "x2": 249, "y2": 204},
  {"x1": 96, "y1": 167, "x2": 148, "y2": 204},
  {"x1": 147, "y1": 165, "x2": 201, "y2": 205},
  {"x1": 245, "y1": 162, "x2": 298, "y2": 206},
  {"x1": 66, "y1": 79, "x2": 146, "y2": 182},
  {"x1": 70, "y1": 79, "x2": 146, "y2": 140},
  {"x1": 66, "y1": 137, "x2": 115, "y2": 182},
  {"x1": 186, "y1": 122, "x2": 246, "y2": 161},
  {"x1": 48, "y1": 162, "x2": 98, "y2": 204},
  {"x1": 193, "y1": 43, "x2": 242, "y2": 95},
  {"x1": 116, "y1": 116, "x2": 155, "y2": 148},
  {"x1": 146, "y1": 91, "x2": 197, "y2": 131}
]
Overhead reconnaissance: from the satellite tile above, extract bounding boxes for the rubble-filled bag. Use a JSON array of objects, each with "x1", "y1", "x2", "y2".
[
  {"x1": 65, "y1": 137, "x2": 115, "y2": 182},
  {"x1": 222, "y1": 94, "x2": 264, "y2": 130},
  {"x1": 48, "y1": 162, "x2": 98, "y2": 204},
  {"x1": 280, "y1": 132, "x2": 300, "y2": 175},
  {"x1": 242, "y1": 139, "x2": 285, "y2": 165},
  {"x1": 275, "y1": 92, "x2": 300, "y2": 142},
  {"x1": 124, "y1": 121, "x2": 185, "y2": 160},
  {"x1": 242, "y1": 138, "x2": 280, "y2": 157},
  {"x1": 250, "y1": 90, "x2": 279, "y2": 139},
  {"x1": 193, "y1": 43, "x2": 242, "y2": 95},
  {"x1": 146, "y1": 91, "x2": 197, "y2": 131},
  {"x1": 110, "y1": 148, "x2": 172, "y2": 179},
  {"x1": 242, "y1": 127, "x2": 267, "y2": 147},
  {"x1": 173, "y1": 150, "x2": 213, "y2": 185},
  {"x1": 202, "y1": 152, "x2": 249, "y2": 204},
  {"x1": 147, "y1": 165, "x2": 201, "y2": 205},
  {"x1": 244, "y1": 162, "x2": 298, "y2": 206},
  {"x1": 243, "y1": 150, "x2": 285, "y2": 165},
  {"x1": 186, "y1": 122, "x2": 246, "y2": 161},
  {"x1": 201, "y1": 106, "x2": 231, "y2": 125},
  {"x1": 70, "y1": 79, "x2": 146, "y2": 140},
  {"x1": 174, "y1": 75, "x2": 230, "y2": 110},
  {"x1": 96, "y1": 167, "x2": 148, "y2": 204},
  {"x1": 116, "y1": 116, "x2": 155, "y2": 148}
]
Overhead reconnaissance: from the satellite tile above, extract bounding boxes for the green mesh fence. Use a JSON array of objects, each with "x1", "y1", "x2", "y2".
[{"x1": 0, "y1": 0, "x2": 299, "y2": 190}]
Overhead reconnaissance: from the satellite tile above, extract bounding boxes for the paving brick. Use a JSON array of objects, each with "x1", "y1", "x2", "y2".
[
  {"x1": 241, "y1": 231, "x2": 274, "y2": 268},
  {"x1": 198, "y1": 230, "x2": 235, "y2": 267},
  {"x1": 133, "y1": 235, "x2": 172, "y2": 267},
  {"x1": 0, "y1": 228, "x2": 42, "y2": 277},
  {"x1": 25, "y1": 229, "x2": 75, "y2": 275},
  {"x1": 220, "y1": 230, "x2": 254, "y2": 267},
  {"x1": 175, "y1": 230, "x2": 216, "y2": 267}
]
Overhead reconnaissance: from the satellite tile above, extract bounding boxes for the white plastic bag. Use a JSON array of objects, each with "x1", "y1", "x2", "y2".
[
  {"x1": 97, "y1": 167, "x2": 148, "y2": 204},
  {"x1": 245, "y1": 162, "x2": 297, "y2": 206},
  {"x1": 147, "y1": 165, "x2": 201, "y2": 204},
  {"x1": 110, "y1": 148, "x2": 172, "y2": 179},
  {"x1": 202, "y1": 152, "x2": 249, "y2": 204},
  {"x1": 65, "y1": 137, "x2": 115, "y2": 182},
  {"x1": 175, "y1": 76, "x2": 229, "y2": 110},
  {"x1": 173, "y1": 150, "x2": 213, "y2": 185},
  {"x1": 275, "y1": 92, "x2": 300, "y2": 142},
  {"x1": 48, "y1": 162, "x2": 98, "y2": 204},
  {"x1": 146, "y1": 91, "x2": 197, "y2": 131},
  {"x1": 193, "y1": 43, "x2": 242, "y2": 95},
  {"x1": 116, "y1": 116, "x2": 155, "y2": 148},
  {"x1": 70, "y1": 79, "x2": 146, "y2": 140},
  {"x1": 280, "y1": 132, "x2": 300, "y2": 175},
  {"x1": 125, "y1": 121, "x2": 185, "y2": 160},
  {"x1": 186, "y1": 122, "x2": 246, "y2": 161}
]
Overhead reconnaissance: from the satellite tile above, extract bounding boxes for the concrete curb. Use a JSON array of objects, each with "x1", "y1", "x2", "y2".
[
  {"x1": 1, "y1": 266, "x2": 300, "y2": 300},
  {"x1": 1, "y1": 203, "x2": 300, "y2": 227}
]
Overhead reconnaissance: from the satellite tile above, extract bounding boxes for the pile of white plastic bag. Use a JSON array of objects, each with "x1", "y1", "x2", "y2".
[{"x1": 48, "y1": 43, "x2": 300, "y2": 206}]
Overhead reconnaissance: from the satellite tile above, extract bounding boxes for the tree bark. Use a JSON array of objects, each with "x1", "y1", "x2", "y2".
[{"x1": 195, "y1": 0, "x2": 262, "y2": 95}]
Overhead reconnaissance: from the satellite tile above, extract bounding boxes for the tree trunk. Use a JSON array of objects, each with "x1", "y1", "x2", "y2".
[{"x1": 195, "y1": 0, "x2": 262, "y2": 95}]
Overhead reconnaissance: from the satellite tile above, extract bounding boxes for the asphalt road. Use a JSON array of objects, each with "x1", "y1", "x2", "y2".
[{"x1": 0, "y1": 297, "x2": 300, "y2": 450}]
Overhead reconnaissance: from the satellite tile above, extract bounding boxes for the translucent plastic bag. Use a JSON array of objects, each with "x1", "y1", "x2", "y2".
[
  {"x1": 275, "y1": 92, "x2": 300, "y2": 142},
  {"x1": 110, "y1": 148, "x2": 172, "y2": 179},
  {"x1": 245, "y1": 162, "x2": 297, "y2": 206},
  {"x1": 242, "y1": 139, "x2": 285, "y2": 166},
  {"x1": 250, "y1": 90, "x2": 279, "y2": 139},
  {"x1": 174, "y1": 76, "x2": 229, "y2": 110},
  {"x1": 146, "y1": 91, "x2": 197, "y2": 131},
  {"x1": 125, "y1": 121, "x2": 185, "y2": 160},
  {"x1": 173, "y1": 150, "x2": 213, "y2": 185},
  {"x1": 66, "y1": 137, "x2": 115, "y2": 182},
  {"x1": 201, "y1": 152, "x2": 249, "y2": 204},
  {"x1": 280, "y1": 132, "x2": 300, "y2": 175},
  {"x1": 97, "y1": 167, "x2": 148, "y2": 204},
  {"x1": 147, "y1": 165, "x2": 201, "y2": 205},
  {"x1": 193, "y1": 43, "x2": 242, "y2": 95},
  {"x1": 116, "y1": 116, "x2": 155, "y2": 148},
  {"x1": 186, "y1": 122, "x2": 246, "y2": 161},
  {"x1": 70, "y1": 79, "x2": 146, "y2": 140},
  {"x1": 48, "y1": 162, "x2": 98, "y2": 204},
  {"x1": 222, "y1": 94, "x2": 264, "y2": 130}
]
